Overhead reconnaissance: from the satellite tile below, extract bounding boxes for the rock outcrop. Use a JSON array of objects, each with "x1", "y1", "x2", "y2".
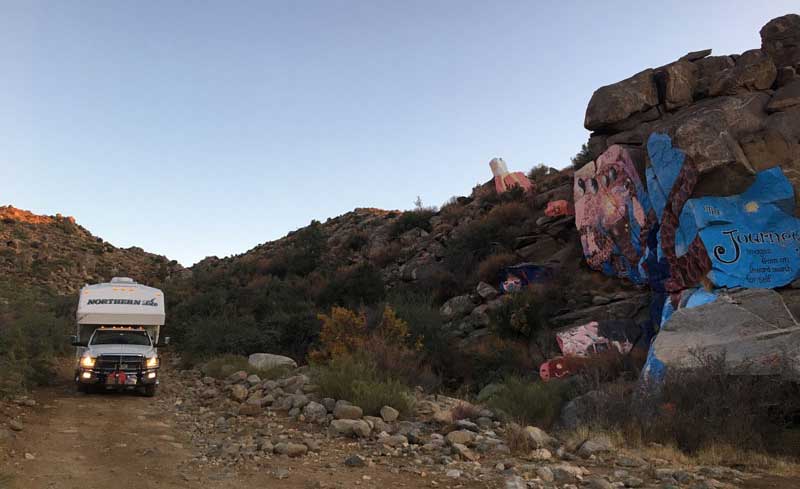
[{"x1": 585, "y1": 14, "x2": 800, "y2": 194}]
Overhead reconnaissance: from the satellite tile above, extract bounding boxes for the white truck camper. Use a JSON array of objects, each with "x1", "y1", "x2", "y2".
[{"x1": 72, "y1": 277, "x2": 169, "y2": 396}]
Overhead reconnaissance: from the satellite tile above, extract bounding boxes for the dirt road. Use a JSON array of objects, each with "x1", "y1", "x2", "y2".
[{"x1": 0, "y1": 370, "x2": 493, "y2": 489}]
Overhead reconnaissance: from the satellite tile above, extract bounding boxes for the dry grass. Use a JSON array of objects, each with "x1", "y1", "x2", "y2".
[
  {"x1": 0, "y1": 472, "x2": 13, "y2": 489},
  {"x1": 477, "y1": 252, "x2": 518, "y2": 284},
  {"x1": 504, "y1": 423, "x2": 538, "y2": 455},
  {"x1": 451, "y1": 401, "x2": 483, "y2": 421}
]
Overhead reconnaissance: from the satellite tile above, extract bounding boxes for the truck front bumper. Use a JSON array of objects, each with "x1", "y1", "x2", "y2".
[{"x1": 77, "y1": 368, "x2": 159, "y2": 386}]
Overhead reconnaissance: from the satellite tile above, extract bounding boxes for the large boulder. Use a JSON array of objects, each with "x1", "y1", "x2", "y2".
[
  {"x1": 709, "y1": 49, "x2": 777, "y2": 96},
  {"x1": 657, "y1": 60, "x2": 698, "y2": 110},
  {"x1": 248, "y1": 353, "x2": 297, "y2": 370},
  {"x1": 584, "y1": 69, "x2": 659, "y2": 131},
  {"x1": 647, "y1": 289, "x2": 800, "y2": 378},
  {"x1": 760, "y1": 14, "x2": 800, "y2": 70},
  {"x1": 694, "y1": 55, "x2": 736, "y2": 98},
  {"x1": 768, "y1": 78, "x2": 800, "y2": 112},
  {"x1": 651, "y1": 92, "x2": 770, "y2": 173}
]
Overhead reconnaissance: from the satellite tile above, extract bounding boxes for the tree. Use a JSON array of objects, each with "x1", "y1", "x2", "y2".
[{"x1": 571, "y1": 142, "x2": 593, "y2": 170}]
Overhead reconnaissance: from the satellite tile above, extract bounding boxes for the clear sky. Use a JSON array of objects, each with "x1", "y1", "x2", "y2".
[{"x1": 2, "y1": 1, "x2": 796, "y2": 266}]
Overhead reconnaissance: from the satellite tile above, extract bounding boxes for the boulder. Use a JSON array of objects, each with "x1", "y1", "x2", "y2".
[
  {"x1": 657, "y1": 60, "x2": 698, "y2": 110},
  {"x1": 585, "y1": 69, "x2": 659, "y2": 131},
  {"x1": 330, "y1": 419, "x2": 371, "y2": 438},
  {"x1": 680, "y1": 48, "x2": 712, "y2": 62},
  {"x1": 709, "y1": 49, "x2": 777, "y2": 96},
  {"x1": 380, "y1": 405, "x2": 399, "y2": 423},
  {"x1": 248, "y1": 353, "x2": 297, "y2": 370},
  {"x1": 524, "y1": 426, "x2": 556, "y2": 448},
  {"x1": 577, "y1": 437, "x2": 614, "y2": 458},
  {"x1": 761, "y1": 14, "x2": 800, "y2": 69},
  {"x1": 440, "y1": 295, "x2": 475, "y2": 320},
  {"x1": 333, "y1": 404, "x2": 363, "y2": 420},
  {"x1": 694, "y1": 55, "x2": 735, "y2": 98},
  {"x1": 476, "y1": 281, "x2": 499, "y2": 300},
  {"x1": 446, "y1": 430, "x2": 476, "y2": 445},
  {"x1": 303, "y1": 401, "x2": 328, "y2": 422},
  {"x1": 647, "y1": 289, "x2": 800, "y2": 378},
  {"x1": 768, "y1": 79, "x2": 800, "y2": 111},
  {"x1": 651, "y1": 92, "x2": 770, "y2": 174}
]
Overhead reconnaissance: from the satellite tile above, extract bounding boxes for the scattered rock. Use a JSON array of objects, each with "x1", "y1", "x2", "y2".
[
  {"x1": 380, "y1": 405, "x2": 399, "y2": 423},
  {"x1": 248, "y1": 353, "x2": 297, "y2": 370},
  {"x1": 333, "y1": 404, "x2": 363, "y2": 420}
]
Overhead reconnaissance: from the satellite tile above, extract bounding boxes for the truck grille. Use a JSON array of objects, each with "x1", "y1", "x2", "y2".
[{"x1": 95, "y1": 355, "x2": 145, "y2": 372}]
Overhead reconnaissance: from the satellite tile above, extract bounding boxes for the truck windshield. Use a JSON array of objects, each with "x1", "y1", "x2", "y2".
[{"x1": 90, "y1": 330, "x2": 151, "y2": 346}]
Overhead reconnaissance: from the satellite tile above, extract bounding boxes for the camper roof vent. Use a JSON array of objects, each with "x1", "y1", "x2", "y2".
[{"x1": 110, "y1": 277, "x2": 136, "y2": 284}]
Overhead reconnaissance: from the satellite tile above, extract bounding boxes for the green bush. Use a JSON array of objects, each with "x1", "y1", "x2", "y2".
[
  {"x1": 0, "y1": 293, "x2": 72, "y2": 396},
  {"x1": 313, "y1": 355, "x2": 415, "y2": 417},
  {"x1": 486, "y1": 376, "x2": 574, "y2": 427},
  {"x1": 318, "y1": 263, "x2": 385, "y2": 307}
]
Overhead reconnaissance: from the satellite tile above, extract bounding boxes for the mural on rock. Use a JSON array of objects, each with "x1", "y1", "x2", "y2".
[
  {"x1": 489, "y1": 158, "x2": 534, "y2": 194},
  {"x1": 574, "y1": 145, "x2": 651, "y2": 283},
  {"x1": 498, "y1": 263, "x2": 553, "y2": 294},
  {"x1": 545, "y1": 200, "x2": 575, "y2": 217}
]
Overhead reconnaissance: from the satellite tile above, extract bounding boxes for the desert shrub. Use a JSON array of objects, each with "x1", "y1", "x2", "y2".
[
  {"x1": 439, "y1": 197, "x2": 467, "y2": 223},
  {"x1": 312, "y1": 306, "x2": 367, "y2": 361},
  {"x1": 368, "y1": 242, "x2": 402, "y2": 267},
  {"x1": 363, "y1": 335, "x2": 441, "y2": 392},
  {"x1": 527, "y1": 163, "x2": 553, "y2": 182},
  {"x1": 390, "y1": 208, "x2": 436, "y2": 237},
  {"x1": 486, "y1": 375, "x2": 574, "y2": 426},
  {"x1": 444, "y1": 202, "x2": 533, "y2": 286},
  {"x1": 343, "y1": 231, "x2": 369, "y2": 251},
  {"x1": 200, "y1": 354, "x2": 291, "y2": 380},
  {"x1": 312, "y1": 355, "x2": 415, "y2": 416},
  {"x1": 477, "y1": 252, "x2": 518, "y2": 284},
  {"x1": 0, "y1": 294, "x2": 72, "y2": 396},
  {"x1": 444, "y1": 336, "x2": 540, "y2": 390},
  {"x1": 263, "y1": 221, "x2": 327, "y2": 277},
  {"x1": 489, "y1": 288, "x2": 560, "y2": 359},
  {"x1": 582, "y1": 353, "x2": 800, "y2": 458},
  {"x1": 318, "y1": 263, "x2": 385, "y2": 307},
  {"x1": 451, "y1": 402, "x2": 483, "y2": 421}
]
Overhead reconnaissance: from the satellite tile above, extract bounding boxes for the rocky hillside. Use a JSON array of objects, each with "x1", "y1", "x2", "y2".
[{"x1": 0, "y1": 205, "x2": 185, "y2": 297}]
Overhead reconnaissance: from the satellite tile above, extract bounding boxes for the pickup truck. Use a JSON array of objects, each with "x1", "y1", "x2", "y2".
[{"x1": 72, "y1": 277, "x2": 169, "y2": 397}]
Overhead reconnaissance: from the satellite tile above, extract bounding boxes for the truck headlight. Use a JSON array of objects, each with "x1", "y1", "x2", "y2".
[
  {"x1": 80, "y1": 356, "x2": 96, "y2": 368},
  {"x1": 146, "y1": 356, "x2": 159, "y2": 368}
]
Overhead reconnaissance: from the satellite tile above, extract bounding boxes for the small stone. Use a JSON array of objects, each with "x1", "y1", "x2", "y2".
[
  {"x1": 451, "y1": 443, "x2": 478, "y2": 461},
  {"x1": 445, "y1": 469, "x2": 462, "y2": 478},
  {"x1": 624, "y1": 477, "x2": 644, "y2": 488},
  {"x1": 380, "y1": 405, "x2": 399, "y2": 422},
  {"x1": 230, "y1": 384, "x2": 248, "y2": 402},
  {"x1": 274, "y1": 468, "x2": 290, "y2": 479},
  {"x1": 504, "y1": 475, "x2": 526, "y2": 489},
  {"x1": 344, "y1": 454, "x2": 366, "y2": 467},
  {"x1": 285, "y1": 443, "x2": 308, "y2": 458},
  {"x1": 246, "y1": 374, "x2": 261, "y2": 385},
  {"x1": 8, "y1": 420, "x2": 23, "y2": 432},
  {"x1": 445, "y1": 430, "x2": 475, "y2": 445},
  {"x1": 24, "y1": 452, "x2": 35, "y2": 460},
  {"x1": 536, "y1": 466, "x2": 554, "y2": 482},
  {"x1": 588, "y1": 478, "x2": 614, "y2": 489}
]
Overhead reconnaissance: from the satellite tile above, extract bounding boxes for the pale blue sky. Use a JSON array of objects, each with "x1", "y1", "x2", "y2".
[{"x1": 2, "y1": 1, "x2": 795, "y2": 266}]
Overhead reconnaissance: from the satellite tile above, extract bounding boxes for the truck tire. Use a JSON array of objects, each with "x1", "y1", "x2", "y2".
[
  {"x1": 77, "y1": 383, "x2": 90, "y2": 394},
  {"x1": 143, "y1": 384, "x2": 157, "y2": 397}
]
